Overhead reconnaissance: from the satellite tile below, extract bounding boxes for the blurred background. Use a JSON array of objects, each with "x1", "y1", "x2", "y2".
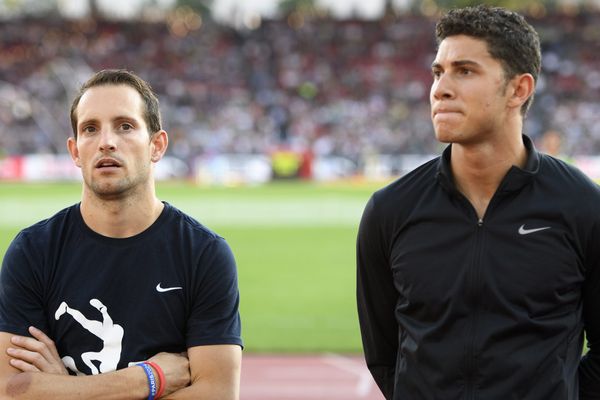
[
  {"x1": 2, "y1": 0, "x2": 600, "y2": 397},
  {"x1": 3, "y1": 0, "x2": 600, "y2": 183}
]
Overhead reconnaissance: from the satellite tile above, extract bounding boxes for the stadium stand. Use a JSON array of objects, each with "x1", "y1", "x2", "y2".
[{"x1": 1, "y1": 13, "x2": 600, "y2": 176}]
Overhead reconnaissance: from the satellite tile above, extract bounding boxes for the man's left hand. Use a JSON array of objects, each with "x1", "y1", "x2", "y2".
[{"x1": 6, "y1": 326, "x2": 68, "y2": 375}]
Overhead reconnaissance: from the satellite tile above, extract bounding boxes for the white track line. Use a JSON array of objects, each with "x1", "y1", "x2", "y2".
[{"x1": 321, "y1": 354, "x2": 375, "y2": 397}]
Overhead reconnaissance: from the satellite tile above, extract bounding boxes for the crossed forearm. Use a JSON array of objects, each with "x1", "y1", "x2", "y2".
[
  {"x1": 4, "y1": 366, "x2": 151, "y2": 400},
  {"x1": 0, "y1": 327, "x2": 190, "y2": 400}
]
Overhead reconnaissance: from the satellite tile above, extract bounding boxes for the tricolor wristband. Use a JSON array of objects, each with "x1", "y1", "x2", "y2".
[
  {"x1": 146, "y1": 361, "x2": 166, "y2": 399},
  {"x1": 138, "y1": 362, "x2": 157, "y2": 400}
]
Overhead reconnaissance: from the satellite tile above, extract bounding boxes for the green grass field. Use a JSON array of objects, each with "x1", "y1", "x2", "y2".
[{"x1": 0, "y1": 180, "x2": 385, "y2": 353}]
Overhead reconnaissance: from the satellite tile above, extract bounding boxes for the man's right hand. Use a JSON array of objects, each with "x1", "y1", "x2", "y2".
[{"x1": 147, "y1": 352, "x2": 191, "y2": 396}]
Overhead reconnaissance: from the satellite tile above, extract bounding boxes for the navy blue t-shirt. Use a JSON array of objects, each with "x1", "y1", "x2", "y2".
[{"x1": 0, "y1": 202, "x2": 242, "y2": 375}]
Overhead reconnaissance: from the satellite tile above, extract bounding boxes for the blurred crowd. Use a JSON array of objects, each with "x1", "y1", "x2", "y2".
[{"x1": 2, "y1": 12, "x2": 600, "y2": 166}]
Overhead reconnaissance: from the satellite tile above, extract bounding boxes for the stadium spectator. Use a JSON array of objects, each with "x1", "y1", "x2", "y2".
[
  {"x1": 538, "y1": 129, "x2": 563, "y2": 157},
  {"x1": 1, "y1": 11, "x2": 600, "y2": 171},
  {"x1": 357, "y1": 5, "x2": 600, "y2": 399},
  {"x1": 0, "y1": 69, "x2": 242, "y2": 398}
]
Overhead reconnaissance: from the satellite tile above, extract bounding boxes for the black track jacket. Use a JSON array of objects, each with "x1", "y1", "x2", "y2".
[{"x1": 357, "y1": 136, "x2": 600, "y2": 399}]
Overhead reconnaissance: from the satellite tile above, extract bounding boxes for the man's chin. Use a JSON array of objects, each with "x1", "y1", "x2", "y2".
[
  {"x1": 434, "y1": 131, "x2": 455, "y2": 144},
  {"x1": 87, "y1": 181, "x2": 131, "y2": 200}
]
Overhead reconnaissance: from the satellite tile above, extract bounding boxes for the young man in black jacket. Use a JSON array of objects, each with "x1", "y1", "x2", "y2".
[{"x1": 357, "y1": 5, "x2": 600, "y2": 399}]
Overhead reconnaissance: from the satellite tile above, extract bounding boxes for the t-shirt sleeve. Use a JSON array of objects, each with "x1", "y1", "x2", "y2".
[
  {"x1": 186, "y1": 236, "x2": 243, "y2": 349},
  {"x1": 0, "y1": 231, "x2": 48, "y2": 336}
]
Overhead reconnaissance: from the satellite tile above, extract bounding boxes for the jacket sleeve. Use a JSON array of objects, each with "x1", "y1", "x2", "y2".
[
  {"x1": 579, "y1": 219, "x2": 600, "y2": 398},
  {"x1": 356, "y1": 195, "x2": 399, "y2": 399}
]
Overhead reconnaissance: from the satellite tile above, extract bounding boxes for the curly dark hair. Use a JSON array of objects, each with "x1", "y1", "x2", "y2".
[
  {"x1": 70, "y1": 69, "x2": 162, "y2": 138},
  {"x1": 435, "y1": 5, "x2": 541, "y2": 115}
]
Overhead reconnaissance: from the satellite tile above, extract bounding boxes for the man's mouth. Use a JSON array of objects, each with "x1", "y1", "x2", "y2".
[
  {"x1": 95, "y1": 158, "x2": 122, "y2": 169},
  {"x1": 434, "y1": 108, "x2": 461, "y2": 116}
]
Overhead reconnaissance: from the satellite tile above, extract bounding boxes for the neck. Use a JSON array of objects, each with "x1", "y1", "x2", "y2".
[
  {"x1": 450, "y1": 130, "x2": 527, "y2": 219},
  {"x1": 79, "y1": 183, "x2": 164, "y2": 238}
]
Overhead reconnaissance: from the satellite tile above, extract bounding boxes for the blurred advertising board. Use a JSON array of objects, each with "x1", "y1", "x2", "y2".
[
  {"x1": 0, "y1": 154, "x2": 188, "y2": 181},
  {"x1": 6, "y1": 153, "x2": 599, "y2": 184}
]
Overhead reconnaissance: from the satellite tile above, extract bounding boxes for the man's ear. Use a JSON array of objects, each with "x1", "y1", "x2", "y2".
[
  {"x1": 66, "y1": 137, "x2": 81, "y2": 168},
  {"x1": 150, "y1": 130, "x2": 168, "y2": 162},
  {"x1": 507, "y1": 73, "x2": 535, "y2": 110}
]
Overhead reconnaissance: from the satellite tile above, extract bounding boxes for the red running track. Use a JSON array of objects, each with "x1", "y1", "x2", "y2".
[{"x1": 241, "y1": 354, "x2": 385, "y2": 400}]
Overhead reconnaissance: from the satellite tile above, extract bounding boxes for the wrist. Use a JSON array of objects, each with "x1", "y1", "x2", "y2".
[
  {"x1": 138, "y1": 362, "x2": 158, "y2": 400},
  {"x1": 127, "y1": 364, "x2": 155, "y2": 400},
  {"x1": 146, "y1": 361, "x2": 166, "y2": 399}
]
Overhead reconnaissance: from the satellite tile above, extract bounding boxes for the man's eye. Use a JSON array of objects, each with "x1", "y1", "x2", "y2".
[
  {"x1": 121, "y1": 123, "x2": 133, "y2": 131},
  {"x1": 82, "y1": 126, "x2": 96, "y2": 134}
]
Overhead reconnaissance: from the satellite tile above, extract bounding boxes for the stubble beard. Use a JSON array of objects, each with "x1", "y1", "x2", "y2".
[
  {"x1": 88, "y1": 177, "x2": 135, "y2": 200},
  {"x1": 85, "y1": 165, "x2": 150, "y2": 201}
]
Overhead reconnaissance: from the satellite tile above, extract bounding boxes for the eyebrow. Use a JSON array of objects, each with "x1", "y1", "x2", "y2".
[
  {"x1": 78, "y1": 116, "x2": 137, "y2": 129},
  {"x1": 78, "y1": 118, "x2": 99, "y2": 129},
  {"x1": 431, "y1": 60, "x2": 482, "y2": 70}
]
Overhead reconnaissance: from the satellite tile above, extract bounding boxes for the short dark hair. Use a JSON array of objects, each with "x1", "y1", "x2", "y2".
[
  {"x1": 70, "y1": 69, "x2": 162, "y2": 138},
  {"x1": 435, "y1": 5, "x2": 541, "y2": 115}
]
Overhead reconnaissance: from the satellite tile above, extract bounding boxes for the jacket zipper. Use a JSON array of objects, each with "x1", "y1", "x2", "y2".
[{"x1": 466, "y1": 216, "x2": 484, "y2": 399}]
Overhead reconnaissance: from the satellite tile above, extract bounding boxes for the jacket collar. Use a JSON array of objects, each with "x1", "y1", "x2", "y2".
[{"x1": 436, "y1": 134, "x2": 540, "y2": 194}]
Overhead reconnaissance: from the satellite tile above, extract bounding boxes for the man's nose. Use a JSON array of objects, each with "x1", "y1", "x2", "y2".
[
  {"x1": 431, "y1": 74, "x2": 455, "y2": 100},
  {"x1": 98, "y1": 129, "x2": 117, "y2": 152}
]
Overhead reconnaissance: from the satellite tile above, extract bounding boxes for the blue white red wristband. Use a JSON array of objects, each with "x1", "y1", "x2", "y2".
[
  {"x1": 146, "y1": 361, "x2": 166, "y2": 399},
  {"x1": 138, "y1": 362, "x2": 157, "y2": 400}
]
